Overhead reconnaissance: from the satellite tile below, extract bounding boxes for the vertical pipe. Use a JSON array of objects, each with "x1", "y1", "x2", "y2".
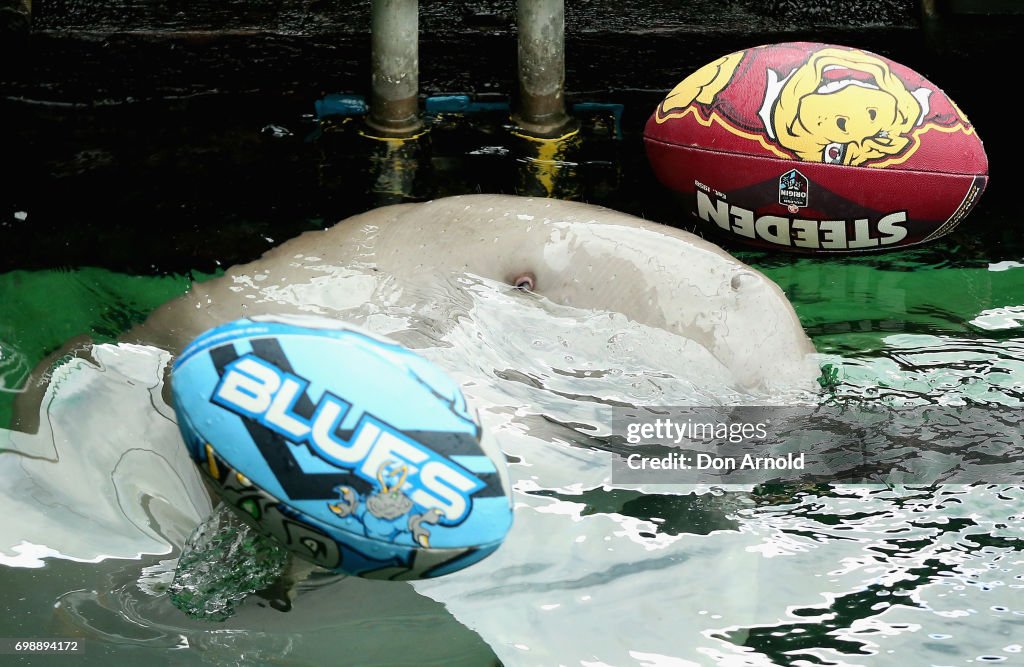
[
  {"x1": 514, "y1": 0, "x2": 571, "y2": 137},
  {"x1": 368, "y1": 0, "x2": 421, "y2": 136}
]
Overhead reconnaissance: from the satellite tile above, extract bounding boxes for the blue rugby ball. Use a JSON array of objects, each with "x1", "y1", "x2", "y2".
[{"x1": 170, "y1": 314, "x2": 513, "y2": 580}]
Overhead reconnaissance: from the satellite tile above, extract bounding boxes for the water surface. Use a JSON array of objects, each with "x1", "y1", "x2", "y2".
[{"x1": 1, "y1": 243, "x2": 1021, "y2": 666}]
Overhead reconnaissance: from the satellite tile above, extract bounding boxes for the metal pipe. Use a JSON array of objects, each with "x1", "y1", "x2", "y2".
[
  {"x1": 920, "y1": 0, "x2": 938, "y2": 20},
  {"x1": 367, "y1": 0, "x2": 421, "y2": 136},
  {"x1": 514, "y1": 0, "x2": 572, "y2": 137}
]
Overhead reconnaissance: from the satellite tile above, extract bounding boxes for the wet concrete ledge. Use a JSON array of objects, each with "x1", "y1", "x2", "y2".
[
  {"x1": 1, "y1": 1, "x2": 1017, "y2": 111},
  {"x1": 16, "y1": 1, "x2": 923, "y2": 35},
  {"x1": 2, "y1": 1, "x2": 1015, "y2": 106},
  {"x1": 0, "y1": 0, "x2": 929, "y2": 104}
]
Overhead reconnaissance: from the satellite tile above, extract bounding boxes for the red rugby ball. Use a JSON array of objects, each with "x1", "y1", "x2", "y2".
[{"x1": 644, "y1": 42, "x2": 988, "y2": 252}]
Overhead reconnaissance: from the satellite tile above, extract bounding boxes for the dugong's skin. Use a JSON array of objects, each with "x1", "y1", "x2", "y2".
[
  {"x1": 14, "y1": 195, "x2": 818, "y2": 432},
  {"x1": 132, "y1": 194, "x2": 818, "y2": 389}
]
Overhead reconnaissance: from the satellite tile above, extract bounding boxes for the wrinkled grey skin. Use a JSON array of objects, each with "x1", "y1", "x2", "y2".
[{"x1": 13, "y1": 194, "x2": 819, "y2": 431}]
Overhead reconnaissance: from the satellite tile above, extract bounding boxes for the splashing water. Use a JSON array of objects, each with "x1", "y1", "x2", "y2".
[{"x1": 168, "y1": 505, "x2": 290, "y2": 622}]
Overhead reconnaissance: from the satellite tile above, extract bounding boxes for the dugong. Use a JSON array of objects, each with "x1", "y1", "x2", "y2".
[
  {"x1": 13, "y1": 194, "x2": 819, "y2": 432},
  {"x1": 137, "y1": 195, "x2": 816, "y2": 381}
]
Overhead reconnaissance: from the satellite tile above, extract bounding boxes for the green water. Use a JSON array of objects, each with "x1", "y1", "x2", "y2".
[
  {"x1": 751, "y1": 247, "x2": 1024, "y2": 405},
  {"x1": 0, "y1": 268, "x2": 214, "y2": 426}
]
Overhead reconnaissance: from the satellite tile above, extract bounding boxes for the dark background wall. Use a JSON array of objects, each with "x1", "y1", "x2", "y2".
[{"x1": 1, "y1": 1, "x2": 1020, "y2": 273}]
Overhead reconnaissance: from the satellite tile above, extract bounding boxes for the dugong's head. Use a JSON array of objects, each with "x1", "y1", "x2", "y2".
[{"x1": 370, "y1": 195, "x2": 821, "y2": 394}]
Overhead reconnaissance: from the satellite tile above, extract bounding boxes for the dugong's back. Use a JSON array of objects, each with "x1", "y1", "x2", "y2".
[{"x1": 130, "y1": 195, "x2": 819, "y2": 393}]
